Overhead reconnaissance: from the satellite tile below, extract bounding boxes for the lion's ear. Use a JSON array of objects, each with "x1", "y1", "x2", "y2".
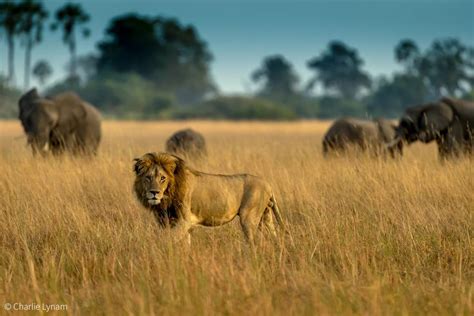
[
  {"x1": 133, "y1": 158, "x2": 141, "y2": 175},
  {"x1": 161, "y1": 154, "x2": 185, "y2": 176},
  {"x1": 133, "y1": 157, "x2": 151, "y2": 175},
  {"x1": 162, "y1": 158, "x2": 178, "y2": 175}
]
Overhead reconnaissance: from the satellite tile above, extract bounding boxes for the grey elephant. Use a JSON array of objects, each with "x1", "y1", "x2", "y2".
[
  {"x1": 165, "y1": 128, "x2": 207, "y2": 160},
  {"x1": 323, "y1": 117, "x2": 403, "y2": 158},
  {"x1": 388, "y1": 97, "x2": 474, "y2": 159},
  {"x1": 18, "y1": 88, "x2": 102, "y2": 156}
]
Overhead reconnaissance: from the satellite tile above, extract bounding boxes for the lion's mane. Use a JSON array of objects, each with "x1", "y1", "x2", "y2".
[{"x1": 133, "y1": 152, "x2": 190, "y2": 227}]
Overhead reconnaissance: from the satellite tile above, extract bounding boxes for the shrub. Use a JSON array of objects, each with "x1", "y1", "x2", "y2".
[
  {"x1": 173, "y1": 96, "x2": 297, "y2": 120},
  {"x1": 47, "y1": 73, "x2": 176, "y2": 119},
  {"x1": 0, "y1": 77, "x2": 21, "y2": 119},
  {"x1": 317, "y1": 96, "x2": 367, "y2": 118}
]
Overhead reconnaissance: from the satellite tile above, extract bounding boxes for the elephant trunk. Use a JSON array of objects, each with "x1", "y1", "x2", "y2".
[{"x1": 384, "y1": 135, "x2": 402, "y2": 149}]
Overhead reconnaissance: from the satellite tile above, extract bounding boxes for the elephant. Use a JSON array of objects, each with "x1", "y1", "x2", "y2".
[
  {"x1": 388, "y1": 97, "x2": 474, "y2": 159},
  {"x1": 18, "y1": 88, "x2": 102, "y2": 156},
  {"x1": 165, "y1": 128, "x2": 207, "y2": 160},
  {"x1": 322, "y1": 117, "x2": 403, "y2": 158}
]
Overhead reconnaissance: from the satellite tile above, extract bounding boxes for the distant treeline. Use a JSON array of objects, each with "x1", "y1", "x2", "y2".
[{"x1": 1, "y1": 1, "x2": 473, "y2": 119}]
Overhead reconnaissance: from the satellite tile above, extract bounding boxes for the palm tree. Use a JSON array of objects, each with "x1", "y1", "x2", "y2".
[
  {"x1": 51, "y1": 3, "x2": 90, "y2": 79},
  {"x1": 0, "y1": 1, "x2": 21, "y2": 84},
  {"x1": 18, "y1": 0, "x2": 48, "y2": 90},
  {"x1": 32, "y1": 59, "x2": 52, "y2": 87}
]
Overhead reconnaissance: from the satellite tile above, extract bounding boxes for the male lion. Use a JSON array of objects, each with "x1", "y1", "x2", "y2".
[{"x1": 133, "y1": 152, "x2": 285, "y2": 243}]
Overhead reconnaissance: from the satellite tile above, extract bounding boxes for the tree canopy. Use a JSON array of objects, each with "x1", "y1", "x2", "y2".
[
  {"x1": 0, "y1": 1, "x2": 22, "y2": 83},
  {"x1": 367, "y1": 74, "x2": 427, "y2": 117},
  {"x1": 307, "y1": 41, "x2": 372, "y2": 99},
  {"x1": 252, "y1": 55, "x2": 299, "y2": 99},
  {"x1": 51, "y1": 2, "x2": 90, "y2": 79},
  {"x1": 32, "y1": 59, "x2": 52, "y2": 86},
  {"x1": 395, "y1": 38, "x2": 474, "y2": 98},
  {"x1": 1, "y1": 4, "x2": 474, "y2": 120},
  {"x1": 96, "y1": 14, "x2": 215, "y2": 105},
  {"x1": 18, "y1": 0, "x2": 48, "y2": 89}
]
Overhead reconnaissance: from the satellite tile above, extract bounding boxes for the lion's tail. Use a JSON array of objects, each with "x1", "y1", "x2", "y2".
[{"x1": 270, "y1": 195, "x2": 287, "y2": 232}]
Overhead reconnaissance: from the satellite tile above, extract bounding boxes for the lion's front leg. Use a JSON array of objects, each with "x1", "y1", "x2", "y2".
[{"x1": 170, "y1": 220, "x2": 193, "y2": 245}]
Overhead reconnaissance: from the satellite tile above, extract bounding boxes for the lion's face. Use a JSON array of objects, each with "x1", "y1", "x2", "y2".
[
  {"x1": 134, "y1": 153, "x2": 180, "y2": 207},
  {"x1": 141, "y1": 165, "x2": 171, "y2": 205}
]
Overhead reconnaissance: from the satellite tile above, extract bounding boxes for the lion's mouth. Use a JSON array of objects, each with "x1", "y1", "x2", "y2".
[{"x1": 148, "y1": 198, "x2": 160, "y2": 205}]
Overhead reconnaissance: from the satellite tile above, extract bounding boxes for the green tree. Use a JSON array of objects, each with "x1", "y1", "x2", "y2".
[
  {"x1": 395, "y1": 38, "x2": 474, "y2": 97},
  {"x1": 32, "y1": 59, "x2": 52, "y2": 86},
  {"x1": 18, "y1": 0, "x2": 48, "y2": 90},
  {"x1": 51, "y1": 3, "x2": 90, "y2": 79},
  {"x1": 174, "y1": 96, "x2": 296, "y2": 120},
  {"x1": 419, "y1": 38, "x2": 473, "y2": 97},
  {"x1": 64, "y1": 53, "x2": 98, "y2": 84},
  {"x1": 307, "y1": 41, "x2": 371, "y2": 99},
  {"x1": 367, "y1": 74, "x2": 427, "y2": 117},
  {"x1": 73, "y1": 53, "x2": 97, "y2": 82},
  {"x1": 0, "y1": 1, "x2": 21, "y2": 84},
  {"x1": 97, "y1": 15, "x2": 160, "y2": 77},
  {"x1": 394, "y1": 39, "x2": 420, "y2": 73},
  {"x1": 0, "y1": 74, "x2": 21, "y2": 118},
  {"x1": 97, "y1": 14, "x2": 215, "y2": 104},
  {"x1": 153, "y1": 17, "x2": 215, "y2": 104},
  {"x1": 317, "y1": 96, "x2": 366, "y2": 118},
  {"x1": 463, "y1": 89, "x2": 474, "y2": 101},
  {"x1": 252, "y1": 55, "x2": 299, "y2": 99}
]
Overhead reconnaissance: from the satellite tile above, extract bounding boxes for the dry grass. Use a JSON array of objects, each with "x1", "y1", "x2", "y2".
[{"x1": 0, "y1": 120, "x2": 472, "y2": 315}]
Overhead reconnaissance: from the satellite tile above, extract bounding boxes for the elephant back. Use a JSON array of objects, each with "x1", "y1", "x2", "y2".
[
  {"x1": 325, "y1": 118, "x2": 376, "y2": 143},
  {"x1": 440, "y1": 97, "x2": 474, "y2": 124},
  {"x1": 51, "y1": 92, "x2": 88, "y2": 133}
]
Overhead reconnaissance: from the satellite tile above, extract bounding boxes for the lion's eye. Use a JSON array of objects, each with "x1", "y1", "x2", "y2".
[
  {"x1": 160, "y1": 176, "x2": 166, "y2": 182},
  {"x1": 146, "y1": 175, "x2": 153, "y2": 182}
]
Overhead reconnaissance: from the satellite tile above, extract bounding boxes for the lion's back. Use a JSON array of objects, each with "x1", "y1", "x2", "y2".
[
  {"x1": 242, "y1": 174, "x2": 272, "y2": 194},
  {"x1": 194, "y1": 173, "x2": 271, "y2": 205}
]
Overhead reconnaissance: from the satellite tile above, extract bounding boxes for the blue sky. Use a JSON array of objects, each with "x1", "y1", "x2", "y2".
[{"x1": 2, "y1": 0, "x2": 473, "y2": 93}]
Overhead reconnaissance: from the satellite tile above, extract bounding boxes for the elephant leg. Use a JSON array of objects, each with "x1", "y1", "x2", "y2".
[
  {"x1": 437, "y1": 137, "x2": 452, "y2": 160},
  {"x1": 388, "y1": 147, "x2": 395, "y2": 159},
  {"x1": 437, "y1": 133, "x2": 461, "y2": 160},
  {"x1": 49, "y1": 137, "x2": 63, "y2": 155},
  {"x1": 465, "y1": 139, "x2": 474, "y2": 156},
  {"x1": 50, "y1": 130, "x2": 71, "y2": 155}
]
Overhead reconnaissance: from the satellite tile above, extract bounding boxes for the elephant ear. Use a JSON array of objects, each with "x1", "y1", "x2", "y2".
[
  {"x1": 18, "y1": 88, "x2": 41, "y2": 119},
  {"x1": 52, "y1": 92, "x2": 87, "y2": 132},
  {"x1": 374, "y1": 118, "x2": 396, "y2": 142},
  {"x1": 419, "y1": 102, "x2": 454, "y2": 134}
]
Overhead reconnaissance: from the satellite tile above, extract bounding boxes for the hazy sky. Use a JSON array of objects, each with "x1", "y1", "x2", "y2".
[{"x1": 2, "y1": 0, "x2": 473, "y2": 93}]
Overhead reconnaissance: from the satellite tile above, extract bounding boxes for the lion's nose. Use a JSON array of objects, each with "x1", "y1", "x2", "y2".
[{"x1": 149, "y1": 189, "x2": 160, "y2": 196}]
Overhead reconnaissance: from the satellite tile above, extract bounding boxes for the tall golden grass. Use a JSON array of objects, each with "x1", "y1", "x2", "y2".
[{"x1": 0, "y1": 120, "x2": 472, "y2": 315}]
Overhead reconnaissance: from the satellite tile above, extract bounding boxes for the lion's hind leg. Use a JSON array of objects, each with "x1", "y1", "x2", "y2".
[
  {"x1": 238, "y1": 197, "x2": 268, "y2": 243},
  {"x1": 259, "y1": 207, "x2": 277, "y2": 237},
  {"x1": 239, "y1": 209, "x2": 260, "y2": 243}
]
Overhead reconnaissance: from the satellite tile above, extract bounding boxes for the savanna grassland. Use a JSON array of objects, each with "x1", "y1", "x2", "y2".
[{"x1": 0, "y1": 120, "x2": 472, "y2": 315}]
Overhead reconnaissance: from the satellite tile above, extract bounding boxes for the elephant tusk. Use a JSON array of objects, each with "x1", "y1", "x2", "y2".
[
  {"x1": 42, "y1": 142, "x2": 49, "y2": 152},
  {"x1": 385, "y1": 136, "x2": 402, "y2": 148}
]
